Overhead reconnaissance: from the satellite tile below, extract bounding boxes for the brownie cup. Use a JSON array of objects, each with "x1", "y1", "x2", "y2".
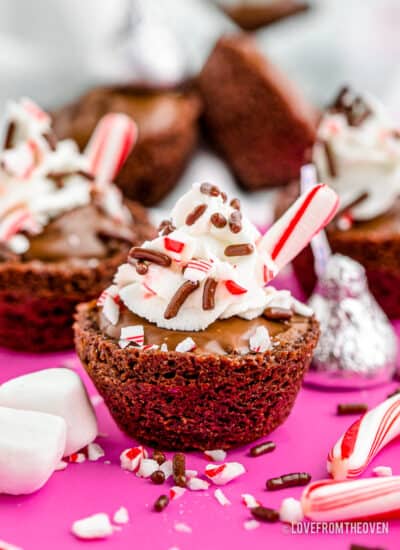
[
  {"x1": 74, "y1": 180, "x2": 339, "y2": 450},
  {"x1": 219, "y1": 0, "x2": 309, "y2": 30},
  {"x1": 53, "y1": 86, "x2": 202, "y2": 206},
  {"x1": 198, "y1": 34, "x2": 318, "y2": 190},
  {"x1": 0, "y1": 98, "x2": 154, "y2": 352},
  {"x1": 278, "y1": 87, "x2": 400, "y2": 318},
  {"x1": 75, "y1": 300, "x2": 319, "y2": 450}
]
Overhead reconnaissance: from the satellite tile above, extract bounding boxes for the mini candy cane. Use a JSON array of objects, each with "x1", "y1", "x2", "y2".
[
  {"x1": 300, "y1": 164, "x2": 332, "y2": 277},
  {"x1": 97, "y1": 285, "x2": 121, "y2": 326},
  {"x1": 327, "y1": 393, "x2": 400, "y2": 480},
  {"x1": 205, "y1": 462, "x2": 245, "y2": 485},
  {"x1": 259, "y1": 183, "x2": 338, "y2": 271},
  {"x1": 85, "y1": 113, "x2": 138, "y2": 186},
  {"x1": 301, "y1": 477, "x2": 400, "y2": 521}
]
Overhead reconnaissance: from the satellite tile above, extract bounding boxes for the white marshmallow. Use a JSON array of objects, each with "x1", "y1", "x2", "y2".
[
  {"x1": 0, "y1": 406, "x2": 66, "y2": 495},
  {"x1": 0, "y1": 368, "x2": 97, "y2": 456}
]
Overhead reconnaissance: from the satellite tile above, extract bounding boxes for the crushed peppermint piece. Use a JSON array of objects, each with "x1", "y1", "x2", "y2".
[
  {"x1": 174, "y1": 522, "x2": 192, "y2": 534},
  {"x1": 241, "y1": 493, "x2": 260, "y2": 509},
  {"x1": 119, "y1": 325, "x2": 144, "y2": 347},
  {"x1": 137, "y1": 458, "x2": 159, "y2": 478},
  {"x1": 185, "y1": 469, "x2": 198, "y2": 478},
  {"x1": 160, "y1": 343, "x2": 168, "y2": 352},
  {"x1": 205, "y1": 462, "x2": 246, "y2": 485},
  {"x1": 120, "y1": 446, "x2": 147, "y2": 472},
  {"x1": 71, "y1": 513, "x2": 114, "y2": 540},
  {"x1": 279, "y1": 497, "x2": 304, "y2": 524},
  {"x1": 160, "y1": 459, "x2": 173, "y2": 479},
  {"x1": 113, "y1": 506, "x2": 129, "y2": 525},
  {"x1": 373, "y1": 466, "x2": 393, "y2": 477},
  {"x1": 99, "y1": 286, "x2": 121, "y2": 326},
  {"x1": 87, "y1": 442, "x2": 105, "y2": 462},
  {"x1": 69, "y1": 452, "x2": 86, "y2": 464},
  {"x1": 170, "y1": 486, "x2": 186, "y2": 501},
  {"x1": 55, "y1": 460, "x2": 68, "y2": 471},
  {"x1": 175, "y1": 337, "x2": 196, "y2": 353},
  {"x1": 249, "y1": 326, "x2": 271, "y2": 353},
  {"x1": 187, "y1": 477, "x2": 210, "y2": 491},
  {"x1": 183, "y1": 259, "x2": 213, "y2": 282},
  {"x1": 243, "y1": 519, "x2": 260, "y2": 531},
  {"x1": 214, "y1": 488, "x2": 231, "y2": 506},
  {"x1": 204, "y1": 449, "x2": 227, "y2": 462}
]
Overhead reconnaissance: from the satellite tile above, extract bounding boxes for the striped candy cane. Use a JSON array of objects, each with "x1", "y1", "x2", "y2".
[
  {"x1": 85, "y1": 113, "x2": 138, "y2": 186},
  {"x1": 328, "y1": 393, "x2": 400, "y2": 480},
  {"x1": 0, "y1": 209, "x2": 37, "y2": 242},
  {"x1": 301, "y1": 476, "x2": 400, "y2": 521},
  {"x1": 259, "y1": 184, "x2": 339, "y2": 271}
]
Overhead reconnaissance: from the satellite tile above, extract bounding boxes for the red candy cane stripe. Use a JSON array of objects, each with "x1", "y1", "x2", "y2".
[
  {"x1": 301, "y1": 477, "x2": 400, "y2": 521},
  {"x1": 259, "y1": 184, "x2": 339, "y2": 271},
  {"x1": 0, "y1": 209, "x2": 36, "y2": 241},
  {"x1": 85, "y1": 113, "x2": 137, "y2": 185},
  {"x1": 327, "y1": 393, "x2": 400, "y2": 480},
  {"x1": 224, "y1": 280, "x2": 247, "y2": 295},
  {"x1": 21, "y1": 98, "x2": 50, "y2": 123},
  {"x1": 120, "y1": 325, "x2": 144, "y2": 346},
  {"x1": 164, "y1": 237, "x2": 185, "y2": 254}
]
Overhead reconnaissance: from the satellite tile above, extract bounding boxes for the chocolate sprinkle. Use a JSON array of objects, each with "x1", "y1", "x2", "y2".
[
  {"x1": 249, "y1": 441, "x2": 276, "y2": 457},
  {"x1": 172, "y1": 453, "x2": 186, "y2": 487},
  {"x1": 221, "y1": 192, "x2": 227, "y2": 203},
  {"x1": 3, "y1": 121, "x2": 15, "y2": 149},
  {"x1": 210, "y1": 213, "x2": 227, "y2": 228},
  {"x1": 321, "y1": 140, "x2": 337, "y2": 178},
  {"x1": 229, "y1": 210, "x2": 242, "y2": 234},
  {"x1": 164, "y1": 281, "x2": 199, "y2": 319},
  {"x1": 200, "y1": 182, "x2": 220, "y2": 196},
  {"x1": 128, "y1": 247, "x2": 171, "y2": 267},
  {"x1": 230, "y1": 198, "x2": 241, "y2": 210},
  {"x1": 251, "y1": 506, "x2": 280, "y2": 523},
  {"x1": 337, "y1": 403, "x2": 368, "y2": 415},
  {"x1": 154, "y1": 494, "x2": 169, "y2": 512},
  {"x1": 263, "y1": 307, "x2": 293, "y2": 321},
  {"x1": 224, "y1": 243, "x2": 254, "y2": 257},
  {"x1": 153, "y1": 450, "x2": 166, "y2": 465},
  {"x1": 158, "y1": 219, "x2": 175, "y2": 236},
  {"x1": 202, "y1": 277, "x2": 218, "y2": 311},
  {"x1": 186, "y1": 204, "x2": 207, "y2": 226},
  {"x1": 151, "y1": 470, "x2": 166, "y2": 485},
  {"x1": 330, "y1": 86, "x2": 372, "y2": 127},
  {"x1": 266, "y1": 472, "x2": 311, "y2": 491},
  {"x1": 76, "y1": 169, "x2": 95, "y2": 181}
]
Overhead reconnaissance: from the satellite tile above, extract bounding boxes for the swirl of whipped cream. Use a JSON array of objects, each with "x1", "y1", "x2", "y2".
[
  {"x1": 313, "y1": 89, "x2": 400, "y2": 221},
  {"x1": 0, "y1": 98, "x2": 130, "y2": 253},
  {"x1": 112, "y1": 182, "x2": 310, "y2": 331}
]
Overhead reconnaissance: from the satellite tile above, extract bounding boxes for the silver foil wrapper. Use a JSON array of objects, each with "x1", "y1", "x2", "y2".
[{"x1": 305, "y1": 254, "x2": 398, "y2": 389}]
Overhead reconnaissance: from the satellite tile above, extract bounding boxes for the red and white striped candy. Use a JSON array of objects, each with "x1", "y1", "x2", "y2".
[
  {"x1": 224, "y1": 280, "x2": 247, "y2": 295},
  {"x1": 97, "y1": 285, "x2": 121, "y2": 326},
  {"x1": 136, "y1": 458, "x2": 159, "y2": 478},
  {"x1": 21, "y1": 98, "x2": 50, "y2": 125},
  {"x1": 205, "y1": 462, "x2": 245, "y2": 485},
  {"x1": 120, "y1": 446, "x2": 148, "y2": 472},
  {"x1": 241, "y1": 493, "x2": 260, "y2": 509},
  {"x1": 327, "y1": 393, "x2": 400, "y2": 480},
  {"x1": 301, "y1": 476, "x2": 400, "y2": 521},
  {"x1": 259, "y1": 184, "x2": 339, "y2": 271},
  {"x1": 85, "y1": 113, "x2": 137, "y2": 186},
  {"x1": 249, "y1": 326, "x2": 271, "y2": 353},
  {"x1": 69, "y1": 452, "x2": 86, "y2": 464},
  {"x1": 170, "y1": 486, "x2": 186, "y2": 501},
  {"x1": 119, "y1": 325, "x2": 144, "y2": 348},
  {"x1": 0, "y1": 208, "x2": 38, "y2": 242},
  {"x1": 204, "y1": 449, "x2": 227, "y2": 462},
  {"x1": 183, "y1": 259, "x2": 212, "y2": 282}
]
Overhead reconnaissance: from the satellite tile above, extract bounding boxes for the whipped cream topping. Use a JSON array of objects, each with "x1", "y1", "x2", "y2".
[
  {"x1": 106, "y1": 182, "x2": 310, "y2": 332},
  {"x1": 313, "y1": 88, "x2": 400, "y2": 221},
  {"x1": 0, "y1": 98, "x2": 130, "y2": 253}
]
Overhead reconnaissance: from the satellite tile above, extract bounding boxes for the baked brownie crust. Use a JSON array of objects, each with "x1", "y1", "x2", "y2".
[
  {"x1": 74, "y1": 301, "x2": 319, "y2": 450},
  {"x1": 0, "y1": 202, "x2": 154, "y2": 352},
  {"x1": 53, "y1": 87, "x2": 202, "y2": 206},
  {"x1": 198, "y1": 34, "x2": 317, "y2": 190}
]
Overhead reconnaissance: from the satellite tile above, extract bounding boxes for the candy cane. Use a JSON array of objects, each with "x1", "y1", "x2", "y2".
[
  {"x1": 0, "y1": 208, "x2": 37, "y2": 242},
  {"x1": 301, "y1": 477, "x2": 400, "y2": 521},
  {"x1": 258, "y1": 184, "x2": 339, "y2": 271},
  {"x1": 85, "y1": 113, "x2": 138, "y2": 185},
  {"x1": 327, "y1": 393, "x2": 400, "y2": 480}
]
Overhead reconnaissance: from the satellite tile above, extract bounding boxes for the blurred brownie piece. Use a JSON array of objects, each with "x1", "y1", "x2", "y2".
[
  {"x1": 199, "y1": 34, "x2": 318, "y2": 190},
  {"x1": 53, "y1": 86, "x2": 202, "y2": 206}
]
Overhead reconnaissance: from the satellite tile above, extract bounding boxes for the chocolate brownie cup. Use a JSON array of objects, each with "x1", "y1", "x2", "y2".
[
  {"x1": 198, "y1": 34, "x2": 318, "y2": 190},
  {"x1": 276, "y1": 87, "x2": 400, "y2": 318},
  {"x1": 75, "y1": 181, "x2": 338, "y2": 450},
  {"x1": 218, "y1": 0, "x2": 309, "y2": 30},
  {"x1": 0, "y1": 98, "x2": 154, "y2": 352},
  {"x1": 53, "y1": 86, "x2": 202, "y2": 206}
]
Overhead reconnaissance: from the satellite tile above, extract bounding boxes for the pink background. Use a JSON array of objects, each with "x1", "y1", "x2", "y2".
[{"x1": 0, "y1": 275, "x2": 399, "y2": 550}]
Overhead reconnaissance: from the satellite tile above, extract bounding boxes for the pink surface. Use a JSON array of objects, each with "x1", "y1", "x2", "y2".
[{"x1": 0, "y1": 274, "x2": 399, "y2": 550}]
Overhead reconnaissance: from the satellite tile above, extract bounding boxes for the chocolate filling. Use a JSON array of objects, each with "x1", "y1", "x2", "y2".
[
  {"x1": 99, "y1": 307, "x2": 310, "y2": 355},
  {"x1": 21, "y1": 204, "x2": 134, "y2": 262}
]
